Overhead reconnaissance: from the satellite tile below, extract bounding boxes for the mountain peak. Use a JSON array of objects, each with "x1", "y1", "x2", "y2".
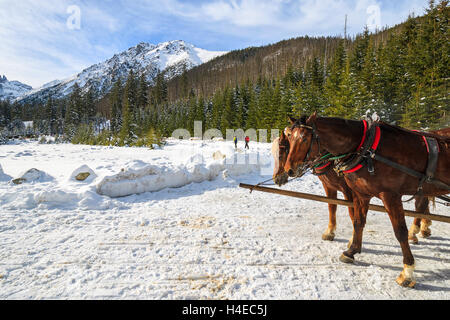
[
  {"x1": 0, "y1": 75, "x2": 32, "y2": 101},
  {"x1": 17, "y1": 40, "x2": 227, "y2": 104}
]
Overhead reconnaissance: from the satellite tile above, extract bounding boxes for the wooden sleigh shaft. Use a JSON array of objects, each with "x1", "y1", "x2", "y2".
[{"x1": 239, "y1": 183, "x2": 450, "y2": 224}]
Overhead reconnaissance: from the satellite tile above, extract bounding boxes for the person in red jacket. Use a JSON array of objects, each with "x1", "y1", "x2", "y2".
[{"x1": 245, "y1": 136, "x2": 250, "y2": 149}]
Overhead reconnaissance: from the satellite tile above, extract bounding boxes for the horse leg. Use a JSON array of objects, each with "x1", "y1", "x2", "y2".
[
  {"x1": 408, "y1": 218, "x2": 421, "y2": 244},
  {"x1": 343, "y1": 189, "x2": 355, "y2": 249},
  {"x1": 380, "y1": 192, "x2": 416, "y2": 288},
  {"x1": 419, "y1": 197, "x2": 432, "y2": 238},
  {"x1": 340, "y1": 194, "x2": 370, "y2": 264},
  {"x1": 409, "y1": 197, "x2": 431, "y2": 243},
  {"x1": 420, "y1": 219, "x2": 432, "y2": 239},
  {"x1": 322, "y1": 185, "x2": 337, "y2": 241}
]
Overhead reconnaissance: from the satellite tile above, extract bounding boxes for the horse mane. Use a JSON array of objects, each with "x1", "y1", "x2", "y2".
[
  {"x1": 379, "y1": 122, "x2": 450, "y2": 142},
  {"x1": 271, "y1": 137, "x2": 280, "y2": 157}
]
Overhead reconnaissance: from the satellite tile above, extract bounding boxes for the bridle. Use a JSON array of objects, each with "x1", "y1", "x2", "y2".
[{"x1": 288, "y1": 121, "x2": 330, "y2": 176}]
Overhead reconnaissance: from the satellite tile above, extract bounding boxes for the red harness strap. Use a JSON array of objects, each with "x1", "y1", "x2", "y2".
[
  {"x1": 315, "y1": 161, "x2": 332, "y2": 172},
  {"x1": 356, "y1": 120, "x2": 368, "y2": 151},
  {"x1": 343, "y1": 121, "x2": 381, "y2": 174},
  {"x1": 412, "y1": 130, "x2": 440, "y2": 153}
]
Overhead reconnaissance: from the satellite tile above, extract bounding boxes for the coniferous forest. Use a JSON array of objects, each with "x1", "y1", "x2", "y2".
[{"x1": 1, "y1": 0, "x2": 448, "y2": 146}]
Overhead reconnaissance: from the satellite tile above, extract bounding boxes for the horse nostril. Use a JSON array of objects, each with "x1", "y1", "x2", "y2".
[{"x1": 288, "y1": 169, "x2": 295, "y2": 177}]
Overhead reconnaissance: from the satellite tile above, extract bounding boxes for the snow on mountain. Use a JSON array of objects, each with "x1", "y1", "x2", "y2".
[
  {"x1": 18, "y1": 40, "x2": 227, "y2": 104},
  {"x1": 0, "y1": 75, "x2": 32, "y2": 101}
]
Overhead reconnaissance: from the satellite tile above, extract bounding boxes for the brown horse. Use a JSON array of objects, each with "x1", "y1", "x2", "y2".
[
  {"x1": 284, "y1": 114, "x2": 450, "y2": 288},
  {"x1": 272, "y1": 126, "x2": 355, "y2": 242},
  {"x1": 273, "y1": 122, "x2": 441, "y2": 246},
  {"x1": 408, "y1": 127, "x2": 450, "y2": 244}
]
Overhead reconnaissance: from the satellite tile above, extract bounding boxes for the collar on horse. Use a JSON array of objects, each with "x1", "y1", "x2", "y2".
[
  {"x1": 334, "y1": 119, "x2": 381, "y2": 175},
  {"x1": 328, "y1": 119, "x2": 449, "y2": 193}
]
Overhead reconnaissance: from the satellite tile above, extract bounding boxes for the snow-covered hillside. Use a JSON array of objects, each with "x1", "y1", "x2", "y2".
[
  {"x1": 0, "y1": 140, "x2": 448, "y2": 299},
  {"x1": 0, "y1": 75, "x2": 32, "y2": 101},
  {"x1": 18, "y1": 41, "x2": 227, "y2": 104}
]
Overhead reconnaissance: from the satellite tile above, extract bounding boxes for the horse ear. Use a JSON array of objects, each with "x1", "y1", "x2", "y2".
[
  {"x1": 284, "y1": 127, "x2": 292, "y2": 137},
  {"x1": 288, "y1": 116, "x2": 297, "y2": 125},
  {"x1": 307, "y1": 112, "x2": 317, "y2": 124}
]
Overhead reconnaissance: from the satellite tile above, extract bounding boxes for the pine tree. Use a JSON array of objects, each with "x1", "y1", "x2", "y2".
[
  {"x1": 246, "y1": 85, "x2": 260, "y2": 130},
  {"x1": 154, "y1": 71, "x2": 168, "y2": 105},
  {"x1": 187, "y1": 89, "x2": 198, "y2": 134},
  {"x1": 119, "y1": 71, "x2": 139, "y2": 145},
  {"x1": 64, "y1": 83, "x2": 83, "y2": 138},
  {"x1": 220, "y1": 87, "x2": 236, "y2": 134},
  {"x1": 110, "y1": 79, "x2": 123, "y2": 134},
  {"x1": 137, "y1": 74, "x2": 149, "y2": 131},
  {"x1": 44, "y1": 97, "x2": 57, "y2": 135},
  {"x1": 84, "y1": 87, "x2": 96, "y2": 124},
  {"x1": 119, "y1": 94, "x2": 132, "y2": 145}
]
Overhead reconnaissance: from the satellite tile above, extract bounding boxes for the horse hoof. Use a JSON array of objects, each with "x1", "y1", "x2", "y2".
[
  {"x1": 420, "y1": 230, "x2": 431, "y2": 239},
  {"x1": 408, "y1": 235, "x2": 419, "y2": 244},
  {"x1": 339, "y1": 253, "x2": 354, "y2": 264},
  {"x1": 396, "y1": 264, "x2": 416, "y2": 288},
  {"x1": 396, "y1": 277, "x2": 416, "y2": 288},
  {"x1": 322, "y1": 233, "x2": 335, "y2": 241}
]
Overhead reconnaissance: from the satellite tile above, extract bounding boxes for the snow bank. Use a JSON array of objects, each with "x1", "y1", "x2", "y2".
[
  {"x1": 0, "y1": 188, "x2": 112, "y2": 211},
  {"x1": 96, "y1": 153, "x2": 261, "y2": 198},
  {"x1": 0, "y1": 164, "x2": 12, "y2": 182}
]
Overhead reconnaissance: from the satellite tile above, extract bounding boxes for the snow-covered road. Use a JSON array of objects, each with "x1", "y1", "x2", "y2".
[{"x1": 0, "y1": 140, "x2": 449, "y2": 299}]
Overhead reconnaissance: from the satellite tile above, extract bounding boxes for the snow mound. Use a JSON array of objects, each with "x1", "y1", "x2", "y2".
[
  {"x1": 96, "y1": 155, "x2": 260, "y2": 198},
  {"x1": 34, "y1": 190, "x2": 79, "y2": 206},
  {"x1": 70, "y1": 165, "x2": 97, "y2": 182},
  {"x1": 96, "y1": 165, "x2": 187, "y2": 198},
  {"x1": 12, "y1": 168, "x2": 53, "y2": 184},
  {"x1": 0, "y1": 189, "x2": 112, "y2": 211},
  {"x1": 0, "y1": 165, "x2": 12, "y2": 182}
]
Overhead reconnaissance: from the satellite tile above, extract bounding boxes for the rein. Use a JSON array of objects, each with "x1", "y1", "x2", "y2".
[{"x1": 250, "y1": 174, "x2": 307, "y2": 193}]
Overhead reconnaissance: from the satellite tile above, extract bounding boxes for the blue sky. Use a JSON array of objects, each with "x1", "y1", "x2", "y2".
[{"x1": 0, "y1": 0, "x2": 430, "y2": 88}]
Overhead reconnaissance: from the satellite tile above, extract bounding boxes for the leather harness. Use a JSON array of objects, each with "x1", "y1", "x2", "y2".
[
  {"x1": 334, "y1": 120, "x2": 449, "y2": 193},
  {"x1": 334, "y1": 120, "x2": 381, "y2": 175}
]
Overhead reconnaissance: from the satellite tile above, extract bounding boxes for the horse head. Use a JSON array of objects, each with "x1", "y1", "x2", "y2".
[
  {"x1": 271, "y1": 127, "x2": 292, "y2": 186},
  {"x1": 284, "y1": 112, "x2": 318, "y2": 177}
]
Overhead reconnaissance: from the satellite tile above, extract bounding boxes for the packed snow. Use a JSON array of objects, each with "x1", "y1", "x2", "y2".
[{"x1": 0, "y1": 139, "x2": 448, "y2": 300}]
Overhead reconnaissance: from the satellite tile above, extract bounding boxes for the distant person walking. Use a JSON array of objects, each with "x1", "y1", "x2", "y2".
[
  {"x1": 245, "y1": 136, "x2": 250, "y2": 149},
  {"x1": 234, "y1": 136, "x2": 238, "y2": 149}
]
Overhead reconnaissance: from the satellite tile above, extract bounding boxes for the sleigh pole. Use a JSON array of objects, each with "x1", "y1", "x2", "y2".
[{"x1": 239, "y1": 183, "x2": 450, "y2": 224}]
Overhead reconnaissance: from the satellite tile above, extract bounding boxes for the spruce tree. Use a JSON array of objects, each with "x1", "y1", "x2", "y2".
[{"x1": 110, "y1": 79, "x2": 123, "y2": 134}]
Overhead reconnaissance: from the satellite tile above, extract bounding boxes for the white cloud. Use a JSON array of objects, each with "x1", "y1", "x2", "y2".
[
  {"x1": 0, "y1": 0, "x2": 121, "y2": 87},
  {"x1": 201, "y1": 0, "x2": 284, "y2": 27}
]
